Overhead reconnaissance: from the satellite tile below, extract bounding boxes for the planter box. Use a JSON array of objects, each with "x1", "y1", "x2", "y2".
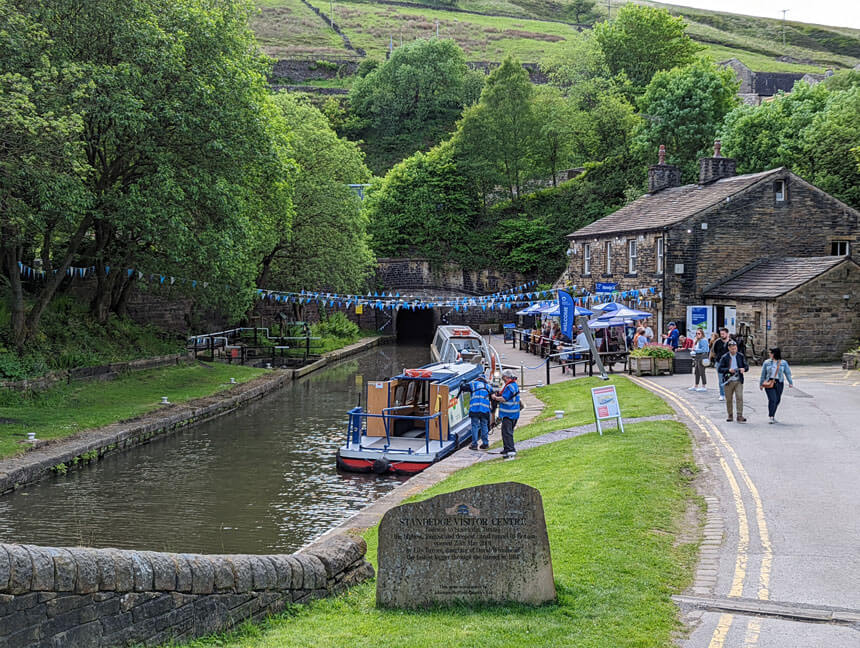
[
  {"x1": 654, "y1": 357, "x2": 673, "y2": 374},
  {"x1": 629, "y1": 356, "x2": 655, "y2": 376}
]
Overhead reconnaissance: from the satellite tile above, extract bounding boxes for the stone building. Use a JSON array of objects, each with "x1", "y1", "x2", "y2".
[
  {"x1": 719, "y1": 58, "x2": 825, "y2": 105},
  {"x1": 564, "y1": 143, "x2": 860, "y2": 361},
  {"x1": 703, "y1": 257, "x2": 860, "y2": 362}
]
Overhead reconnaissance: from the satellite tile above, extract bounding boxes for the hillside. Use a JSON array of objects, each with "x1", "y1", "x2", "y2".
[{"x1": 253, "y1": 0, "x2": 859, "y2": 75}]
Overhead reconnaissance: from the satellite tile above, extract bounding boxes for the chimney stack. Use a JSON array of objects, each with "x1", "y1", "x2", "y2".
[
  {"x1": 699, "y1": 139, "x2": 737, "y2": 184},
  {"x1": 648, "y1": 145, "x2": 682, "y2": 193}
]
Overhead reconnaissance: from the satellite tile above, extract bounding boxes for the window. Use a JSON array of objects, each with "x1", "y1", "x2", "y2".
[
  {"x1": 605, "y1": 241, "x2": 612, "y2": 274},
  {"x1": 775, "y1": 180, "x2": 786, "y2": 202},
  {"x1": 831, "y1": 240, "x2": 849, "y2": 256},
  {"x1": 656, "y1": 237, "x2": 664, "y2": 274},
  {"x1": 628, "y1": 239, "x2": 637, "y2": 273},
  {"x1": 583, "y1": 243, "x2": 591, "y2": 275}
]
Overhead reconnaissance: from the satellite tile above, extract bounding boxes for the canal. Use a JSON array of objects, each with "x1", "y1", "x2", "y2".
[{"x1": 0, "y1": 344, "x2": 429, "y2": 555}]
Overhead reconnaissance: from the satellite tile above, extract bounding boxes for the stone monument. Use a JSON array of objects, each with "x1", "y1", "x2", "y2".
[{"x1": 376, "y1": 482, "x2": 556, "y2": 608}]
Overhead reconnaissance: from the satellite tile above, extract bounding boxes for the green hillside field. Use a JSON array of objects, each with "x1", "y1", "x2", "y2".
[{"x1": 253, "y1": 0, "x2": 859, "y2": 75}]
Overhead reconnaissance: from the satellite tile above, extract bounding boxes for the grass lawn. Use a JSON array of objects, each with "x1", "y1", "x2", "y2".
[
  {"x1": 0, "y1": 363, "x2": 265, "y2": 459},
  {"x1": 508, "y1": 375, "x2": 673, "y2": 445},
  {"x1": 178, "y1": 419, "x2": 698, "y2": 648}
]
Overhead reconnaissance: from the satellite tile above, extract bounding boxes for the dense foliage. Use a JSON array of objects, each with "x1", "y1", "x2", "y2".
[
  {"x1": 593, "y1": 4, "x2": 704, "y2": 94},
  {"x1": 1, "y1": 0, "x2": 295, "y2": 350},
  {"x1": 262, "y1": 94, "x2": 374, "y2": 294},
  {"x1": 346, "y1": 39, "x2": 484, "y2": 174},
  {"x1": 634, "y1": 58, "x2": 740, "y2": 182},
  {"x1": 720, "y1": 74, "x2": 860, "y2": 209}
]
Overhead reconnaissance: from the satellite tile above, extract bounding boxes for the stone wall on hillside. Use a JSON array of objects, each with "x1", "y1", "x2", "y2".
[
  {"x1": 375, "y1": 258, "x2": 528, "y2": 295},
  {"x1": 0, "y1": 535, "x2": 373, "y2": 648}
]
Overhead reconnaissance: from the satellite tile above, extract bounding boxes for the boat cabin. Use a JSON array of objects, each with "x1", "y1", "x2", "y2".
[
  {"x1": 431, "y1": 326, "x2": 491, "y2": 365},
  {"x1": 336, "y1": 361, "x2": 485, "y2": 475}
]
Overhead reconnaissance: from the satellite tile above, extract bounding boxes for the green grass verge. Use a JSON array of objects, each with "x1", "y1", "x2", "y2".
[
  {"x1": 0, "y1": 364, "x2": 265, "y2": 459},
  {"x1": 176, "y1": 418, "x2": 699, "y2": 648},
  {"x1": 508, "y1": 375, "x2": 673, "y2": 445}
]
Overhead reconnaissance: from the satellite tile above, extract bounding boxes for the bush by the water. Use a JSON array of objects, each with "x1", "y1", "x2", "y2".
[
  {"x1": 0, "y1": 294, "x2": 182, "y2": 380},
  {"x1": 312, "y1": 312, "x2": 360, "y2": 341}
]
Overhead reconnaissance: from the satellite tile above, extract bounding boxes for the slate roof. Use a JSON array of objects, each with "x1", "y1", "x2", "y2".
[
  {"x1": 568, "y1": 168, "x2": 782, "y2": 239},
  {"x1": 703, "y1": 256, "x2": 851, "y2": 299}
]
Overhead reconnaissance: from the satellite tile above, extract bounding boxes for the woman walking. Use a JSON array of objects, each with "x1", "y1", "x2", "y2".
[
  {"x1": 759, "y1": 347, "x2": 794, "y2": 423},
  {"x1": 688, "y1": 328, "x2": 709, "y2": 392}
]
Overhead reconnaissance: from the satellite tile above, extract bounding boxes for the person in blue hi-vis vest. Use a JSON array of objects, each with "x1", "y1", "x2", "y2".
[
  {"x1": 492, "y1": 369, "x2": 520, "y2": 459},
  {"x1": 458, "y1": 373, "x2": 492, "y2": 450}
]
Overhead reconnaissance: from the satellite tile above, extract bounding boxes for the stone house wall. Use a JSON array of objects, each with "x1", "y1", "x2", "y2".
[
  {"x1": 704, "y1": 262, "x2": 860, "y2": 362},
  {"x1": 663, "y1": 171, "x2": 858, "y2": 325},
  {"x1": 0, "y1": 535, "x2": 373, "y2": 648},
  {"x1": 566, "y1": 171, "x2": 859, "y2": 337},
  {"x1": 774, "y1": 262, "x2": 860, "y2": 362}
]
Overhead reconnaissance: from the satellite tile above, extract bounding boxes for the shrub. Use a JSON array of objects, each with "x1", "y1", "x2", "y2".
[
  {"x1": 630, "y1": 343, "x2": 675, "y2": 359},
  {"x1": 313, "y1": 312, "x2": 359, "y2": 340}
]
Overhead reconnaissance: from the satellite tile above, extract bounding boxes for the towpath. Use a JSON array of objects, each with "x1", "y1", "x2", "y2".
[{"x1": 629, "y1": 366, "x2": 860, "y2": 648}]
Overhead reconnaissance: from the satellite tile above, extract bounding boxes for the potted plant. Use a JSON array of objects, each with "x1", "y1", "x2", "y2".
[
  {"x1": 643, "y1": 343, "x2": 675, "y2": 374},
  {"x1": 628, "y1": 349, "x2": 656, "y2": 376}
]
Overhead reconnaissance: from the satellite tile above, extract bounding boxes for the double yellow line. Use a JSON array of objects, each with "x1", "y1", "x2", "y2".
[{"x1": 629, "y1": 377, "x2": 773, "y2": 647}]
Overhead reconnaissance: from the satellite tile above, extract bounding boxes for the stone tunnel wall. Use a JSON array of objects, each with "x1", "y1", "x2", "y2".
[{"x1": 0, "y1": 534, "x2": 373, "y2": 648}]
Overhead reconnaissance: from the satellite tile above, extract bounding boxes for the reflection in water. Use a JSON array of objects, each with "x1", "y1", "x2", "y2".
[{"x1": 0, "y1": 345, "x2": 428, "y2": 554}]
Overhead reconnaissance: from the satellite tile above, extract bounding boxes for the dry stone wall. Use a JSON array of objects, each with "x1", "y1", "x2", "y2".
[{"x1": 0, "y1": 534, "x2": 373, "y2": 648}]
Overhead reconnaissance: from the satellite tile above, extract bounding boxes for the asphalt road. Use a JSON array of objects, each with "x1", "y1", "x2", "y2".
[{"x1": 633, "y1": 365, "x2": 860, "y2": 648}]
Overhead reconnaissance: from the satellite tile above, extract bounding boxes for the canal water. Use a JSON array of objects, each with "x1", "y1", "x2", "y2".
[{"x1": 0, "y1": 344, "x2": 429, "y2": 555}]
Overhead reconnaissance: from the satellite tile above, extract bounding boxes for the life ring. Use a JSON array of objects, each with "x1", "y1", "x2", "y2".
[
  {"x1": 404, "y1": 368, "x2": 433, "y2": 378},
  {"x1": 371, "y1": 458, "x2": 390, "y2": 474}
]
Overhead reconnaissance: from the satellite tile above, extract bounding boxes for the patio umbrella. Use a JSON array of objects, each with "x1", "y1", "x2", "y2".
[
  {"x1": 587, "y1": 316, "x2": 631, "y2": 329},
  {"x1": 540, "y1": 302, "x2": 593, "y2": 317},
  {"x1": 593, "y1": 302, "x2": 651, "y2": 320},
  {"x1": 516, "y1": 301, "x2": 547, "y2": 315}
]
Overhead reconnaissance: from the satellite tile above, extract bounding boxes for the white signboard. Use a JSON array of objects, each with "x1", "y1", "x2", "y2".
[{"x1": 590, "y1": 385, "x2": 624, "y2": 435}]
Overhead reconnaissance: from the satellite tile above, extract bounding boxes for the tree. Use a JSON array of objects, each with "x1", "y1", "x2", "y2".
[
  {"x1": 349, "y1": 38, "x2": 471, "y2": 137},
  {"x1": 593, "y1": 4, "x2": 703, "y2": 93},
  {"x1": 2, "y1": 0, "x2": 296, "y2": 347},
  {"x1": 263, "y1": 94, "x2": 374, "y2": 294},
  {"x1": 0, "y1": 0, "x2": 89, "y2": 348},
  {"x1": 532, "y1": 87, "x2": 575, "y2": 187},
  {"x1": 720, "y1": 81, "x2": 860, "y2": 209},
  {"x1": 364, "y1": 140, "x2": 482, "y2": 264},
  {"x1": 455, "y1": 57, "x2": 538, "y2": 200},
  {"x1": 634, "y1": 58, "x2": 739, "y2": 182},
  {"x1": 565, "y1": 0, "x2": 598, "y2": 25}
]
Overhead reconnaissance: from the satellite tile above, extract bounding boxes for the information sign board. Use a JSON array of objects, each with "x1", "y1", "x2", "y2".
[{"x1": 590, "y1": 385, "x2": 624, "y2": 435}]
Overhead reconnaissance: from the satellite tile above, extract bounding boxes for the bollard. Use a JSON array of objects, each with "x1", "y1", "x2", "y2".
[
  {"x1": 546, "y1": 358, "x2": 551, "y2": 385},
  {"x1": 520, "y1": 364, "x2": 525, "y2": 385},
  {"x1": 161, "y1": 396, "x2": 169, "y2": 405},
  {"x1": 27, "y1": 432, "x2": 37, "y2": 442},
  {"x1": 230, "y1": 377, "x2": 236, "y2": 384},
  {"x1": 555, "y1": 410, "x2": 564, "y2": 419}
]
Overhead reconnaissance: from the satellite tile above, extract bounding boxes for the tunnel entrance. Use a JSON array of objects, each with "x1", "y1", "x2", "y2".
[{"x1": 395, "y1": 308, "x2": 436, "y2": 344}]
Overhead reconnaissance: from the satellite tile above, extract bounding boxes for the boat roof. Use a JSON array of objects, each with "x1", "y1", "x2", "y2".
[
  {"x1": 393, "y1": 362, "x2": 484, "y2": 386},
  {"x1": 434, "y1": 325, "x2": 482, "y2": 340}
]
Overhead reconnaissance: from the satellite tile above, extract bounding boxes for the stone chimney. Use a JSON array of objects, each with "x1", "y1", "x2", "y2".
[
  {"x1": 648, "y1": 145, "x2": 682, "y2": 193},
  {"x1": 699, "y1": 140, "x2": 737, "y2": 184}
]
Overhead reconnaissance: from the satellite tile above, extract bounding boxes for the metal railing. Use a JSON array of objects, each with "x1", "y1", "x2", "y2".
[{"x1": 346, "y1": 406, "x2": 444, "y2": 455}]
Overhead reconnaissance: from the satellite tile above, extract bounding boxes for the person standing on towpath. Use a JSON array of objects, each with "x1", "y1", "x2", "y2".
[
  {"x1": 458, "y1": 373, "x2": 491, "y2": 450},
  {"x1": 492, "y1": 369, "x2": 521, "y2": 460}
]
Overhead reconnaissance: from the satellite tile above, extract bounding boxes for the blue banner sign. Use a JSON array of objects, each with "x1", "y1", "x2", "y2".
[
  {"x1": 595, "y1": 282, "x2": 618, "y2": 292},
  {"x1": 558, "y1": 290, "x2": 575, "y2": 340}
]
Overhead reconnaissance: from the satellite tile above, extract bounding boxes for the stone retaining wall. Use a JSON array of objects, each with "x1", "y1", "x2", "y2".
[{"x1": 0, "y1": 534, "x2": 373, "y2": 648}]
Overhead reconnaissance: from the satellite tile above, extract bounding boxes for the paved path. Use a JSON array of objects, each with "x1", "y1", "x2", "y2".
[{"x1": 630, "y1": 365, "x2": 860, "y2": 647}]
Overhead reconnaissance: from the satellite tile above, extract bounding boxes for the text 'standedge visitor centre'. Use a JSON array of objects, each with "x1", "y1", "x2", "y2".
[{"x1": 564, "y1": 142, "x2": 860, "y2": 361}]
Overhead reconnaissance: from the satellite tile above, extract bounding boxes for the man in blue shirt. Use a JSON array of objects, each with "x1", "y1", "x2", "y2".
[
  {"x1": 492, "y1": 370, "x2": 520, "y2": 459},
  {"x1": 663, "y1": 322, "x2": 680, "y2": 349},
  {"x1": 459, "y1": 374, "x2": 491, "y2": 450}
]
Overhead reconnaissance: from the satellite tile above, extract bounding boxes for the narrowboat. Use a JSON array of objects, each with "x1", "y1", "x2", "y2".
[
  {"x1": 430, "y1": 326, "x2": 501, "y2": 376},
  {"x1": 336, "y1": 361, "x2": 490, "y2": 475}
]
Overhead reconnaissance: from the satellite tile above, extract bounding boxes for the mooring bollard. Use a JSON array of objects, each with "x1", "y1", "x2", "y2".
[
  {"x1": 27, "y1": 432, "x2": 37, "y2": 442},
  {"x1": 555, "y1": 410, "x2": 564, "y2": 419},
  {"x1": 230, "y1": 377, "x2": 236, "y2": 384},
  {"x1": 161, "y1": 396, "x2": 169, "y2": 405}
]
